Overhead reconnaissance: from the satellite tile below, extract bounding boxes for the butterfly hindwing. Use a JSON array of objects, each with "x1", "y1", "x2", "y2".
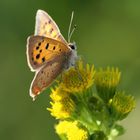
[
  {"x1": 30, "y1": 57, "x2": 66, "y2": 99},
  {"x1": 35, "y1": 9, "x2": 67, "y2": 45},
  {"x1": 26, "y1": 35, "x2": 70, "y2": 71}
]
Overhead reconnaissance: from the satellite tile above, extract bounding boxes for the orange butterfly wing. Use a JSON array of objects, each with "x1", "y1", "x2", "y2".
[{"x1": 27, "y1": 35, "x2": 71, "y2": 71}]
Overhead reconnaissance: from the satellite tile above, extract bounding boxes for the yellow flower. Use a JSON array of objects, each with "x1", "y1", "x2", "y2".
[
  {"x1": 50, "y1": 86, "x2": 68, "y2": 101},
  {"x1": 60, "y1": 60, "x2": 95, "y2": 93},
  {"x1": 95, "y1": 67, "x2": 121, "y2": 89},
  {"x1": 56, "y1": 121, "x2": 89, "y2": 140},
  {"x1": 109, "y1": 91, "x2": 135, "y2": 120},
  {"x1": 47, "y1": 86, "x2": 75, "y2": 119},
  {"x1": 95, "y1": 67, "x2": 121, "y2": 102}
]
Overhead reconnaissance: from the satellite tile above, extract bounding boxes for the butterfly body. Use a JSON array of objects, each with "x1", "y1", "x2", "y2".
[{"x1": 26, "y1": 10, "x2": 77, "y2": 100}]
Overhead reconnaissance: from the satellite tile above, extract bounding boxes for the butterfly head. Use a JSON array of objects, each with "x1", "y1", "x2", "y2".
[
  {"x1": 67, "y1": 42, "x2": 77, "y2": 67},
  {"x1": 68, "y1": 42, "x2": 76, "y2": 50}
]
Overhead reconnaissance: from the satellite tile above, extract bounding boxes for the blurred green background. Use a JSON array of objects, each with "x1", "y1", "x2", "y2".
[{"x1": 0, "y1": 0, "x2": 139, "y2": 140}]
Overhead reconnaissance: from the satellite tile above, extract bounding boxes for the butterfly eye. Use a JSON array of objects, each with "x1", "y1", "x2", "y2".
[{"x1": 69, "y1": 44, "x2": 75, "y2": 50}]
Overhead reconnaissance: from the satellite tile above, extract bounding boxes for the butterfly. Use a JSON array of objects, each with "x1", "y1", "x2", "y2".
[{"x1": 26, "y1": 9, "x2": 77, "y2": 100}]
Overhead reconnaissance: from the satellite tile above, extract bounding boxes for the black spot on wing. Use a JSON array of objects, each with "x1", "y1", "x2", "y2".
[
  {"x1": 50, "y1": 28, "x2": 53, "y2": 33},
  {"x1": 36, "y1": 46, "x2": 39, "y2": 50},
  {"x1": 42, "y1": 57, "x2": 45, "y2": 62},
  {"x1": 46, "y1": 43, "x2": 49, "y2": 49},
  {"x1": 53, "y1": 46, "x2": 56, "y2": 50},
  {"x1": 36, "y1": 54, "x2": 40, "y2": 59},
  {"x1": 48, "y1": 20, "x2": 51, "y2": 24},
  {"x1": 38, "y1": 42, "x2": 41, "y2": 46}
]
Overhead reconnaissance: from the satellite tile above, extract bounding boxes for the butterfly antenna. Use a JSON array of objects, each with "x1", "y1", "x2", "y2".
[
  {"x1": 68, "y1": 11, "x2": 74, "y2": 43},
  {"x1": 69, "y1": 24, "x2": 76, "y2": 43}
]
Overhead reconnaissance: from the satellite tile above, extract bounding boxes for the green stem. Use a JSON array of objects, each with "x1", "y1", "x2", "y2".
[{"x1": 76, "y1": 93, "x2": 100, "y2": 133}]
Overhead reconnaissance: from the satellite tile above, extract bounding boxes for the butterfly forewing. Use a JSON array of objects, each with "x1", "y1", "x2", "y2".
[
  {"x1": 30, "y1": 57, "x2": 66, "y2": 99},
  {"x1": 35, "y1": 10, "x2": 67, "y2": 45},
  {"x1": 27, "y1": 35, "x2": 70, "y2": 71}
]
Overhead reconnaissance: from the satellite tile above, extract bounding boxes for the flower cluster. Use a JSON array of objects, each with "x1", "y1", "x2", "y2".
[
  {"x1": 48, "y1": 60, "x2": 95, "y2": 120},
  {"x1": 47, "y1": 59, "x2": 135, "y2": 140}
]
